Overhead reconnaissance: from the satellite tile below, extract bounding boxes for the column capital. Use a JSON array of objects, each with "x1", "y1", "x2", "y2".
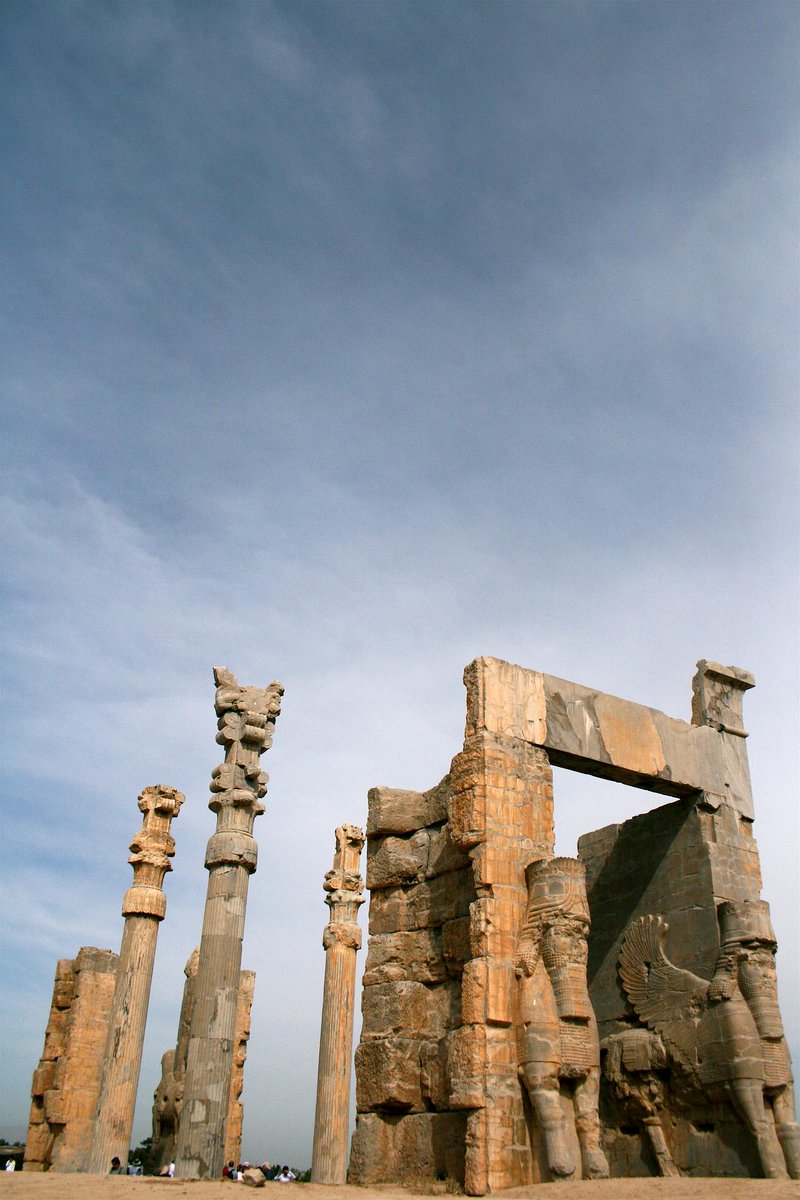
[
  {"x1": 124, "y1": 784, "x2": 185, "y2": 915},
  {"x1": 209, "y1": 667, "x2": 284, "y2": 815}
]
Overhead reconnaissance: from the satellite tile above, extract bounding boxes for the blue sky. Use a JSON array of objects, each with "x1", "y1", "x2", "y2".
[{"x1": 1, "y1": 0, "x2": 797, "y2": 1169}]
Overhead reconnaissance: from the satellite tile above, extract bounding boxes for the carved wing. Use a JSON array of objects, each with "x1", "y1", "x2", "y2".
[{"x1": 619, "y1": 915, "x2": 709, "y2": 1069}]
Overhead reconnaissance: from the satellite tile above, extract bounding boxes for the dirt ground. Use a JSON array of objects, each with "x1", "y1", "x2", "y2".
[{"x1": 1, "y1": 1176, "x2": 798, "y2": 1200}]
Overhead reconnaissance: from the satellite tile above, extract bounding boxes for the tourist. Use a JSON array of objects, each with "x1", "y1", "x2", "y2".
[
  {"x1": 109, "y1": 1156, "x2": 123, "y2": 1174},
  {"x1": 275, "y1": 1165, "x2": 296, "y2": 1182}
]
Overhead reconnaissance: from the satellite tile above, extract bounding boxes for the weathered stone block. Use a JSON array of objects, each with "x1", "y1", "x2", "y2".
[
  {"x1": 427, "y1": 825, "x2": 471, "y2": 879},
  {"x1": 363, "y1": 931, "x2": 446, "y2": 986},
  {"x1": 361, "y1": 980, "x2": 456, "y2": 1041},
  {"x1": 367, "y1": 783, "x2": 448, "y2": 837},
  {"x1": 349, "y1": 1110, "x2": 467, "y2": 1186},
  {"x1": 461, "y1": 959, "x2": 487, "y2": 1024},
  {"x1": 448, "y1": 1025, "x2": 486, "y2": 1110},
  {"x1": 369, "y1": 869, "x2": 474, "y2": 935},
  {"x1": 441, "y1": 917, "x2": 471, "y2": 978},
  {"x1": 355, "y1": 1038, "x2": 424, "y2": 1111},
  {"x1": 367, "y1": 831, "x2": 430, "y2": 889},
  {"x1": 420, "y1": 1039, "x2": 450, "y2": 1110}
]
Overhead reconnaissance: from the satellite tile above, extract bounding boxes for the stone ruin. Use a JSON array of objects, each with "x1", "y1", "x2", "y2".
[
  {"x1": 21, "y1": 653, "x2": 797, "y2": 1187},
  {"x1": 149, "y1": 949, "x2": 255, "y2": 1173},
  {"x1": 25, "y1": 948, "x2": 119, "y2": 1172},
  {"x1": 23, "y1": 666, "x2": 281, "y2": 1177},
  {"x1": 350, "y1": 656, "x2": 798, "y2": 1191}
]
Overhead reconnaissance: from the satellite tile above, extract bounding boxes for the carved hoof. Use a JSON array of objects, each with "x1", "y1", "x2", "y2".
[
  {"x1": 546, "y1": 1148, "x2": 575, "y2": 1180},
  {"x1": 582, "y1": 1148, "x2": 610, "y2": 1180}
]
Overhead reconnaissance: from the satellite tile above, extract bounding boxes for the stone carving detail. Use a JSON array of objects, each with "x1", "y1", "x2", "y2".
[
  {"x1": 311, "y1": 825, "x2": 365, "y2": 1185},
  {"x1": 208, "y1": 667, "x2": 283, "y2": 822},
  {"x1": 618, "y1": 910, "x2": 798, "y2": 1179},
  {"x1": 88, "y1": 785, "x2": 184, "y2": 1172},
  {"x1": 718, "y1": 901, "x2": 800, "y2": 1177},
  {"x1": 602, "y1": 1028, "x2": 678, "y2": 1177},
  {"x1": 340, "y1": 656, "x2": 793, "y2": 1191},
  {"x1": 515, "y1": 858, "x2": 609, "y2": 1181},
  {"x1": 174, "y1": 667, "x2": 283, "y2": 1180}
]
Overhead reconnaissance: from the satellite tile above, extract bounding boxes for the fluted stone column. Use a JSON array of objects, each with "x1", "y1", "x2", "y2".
[
  {"x1": 311, "y1": 824, "x2": 365, "y2": 1184},
  {"x1": 88, "y1": 785, "x2": 184, "y2": 1173},
  {"x1": 174, "y1": 667, "x2": 283, "y2": 1180}
]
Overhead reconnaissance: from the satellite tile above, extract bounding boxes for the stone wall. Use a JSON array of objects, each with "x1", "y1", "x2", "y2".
[
  {"x1": 351, "y1": 701, "x2": 558, "y2": 1194},
  {"x1": 349, "y1": 778, "x2": 472, "y2": 1188},
  {"x1": 580, "y1": 797, "x2": 768, "y2": 1179},
  {"x1": 350, "y1": 658, "x2": 797, "y2": 1192},
  {"x1": 24, "y1": 948, "x2": 119, "y2": 1172}
]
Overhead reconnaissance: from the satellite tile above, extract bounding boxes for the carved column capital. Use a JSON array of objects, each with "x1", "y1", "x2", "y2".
[
  {"x1": 123, "y1": 784, "x2": 185, "y2": 918},
  {"x1": 323, "y1": 922, "x2": 362, "y2": 951},
  {"x1": 208, "y1": 667, "x2": 284, "y2": 817}
]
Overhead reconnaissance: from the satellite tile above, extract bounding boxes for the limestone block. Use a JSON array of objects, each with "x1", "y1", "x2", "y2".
[
  {"x1": 461, "y1": 959, "x2": 487, "y2": 1024},
  {"x1": 450, "y1": 735, "x2": 554, "y2": 857},
  {"x1": 349, "y1": 1110, "x2": 467, "y2": 1186},
  {"x1": 367, "y1": 782, "x2": 449, "y2": 837},
  {"x1": 369, "y1": 869, "x2": 475, "y2": 936},
  {"x1": 361, "y1": 980, "x2": 455, "y2": 1040},
  {"x1": 25, "y1": 946, "x2": 118, "y2": 1173},
  {"x1": 448, "y1": 1025, "x2": 486, "y2": 1110},
  {"x1": 362, "y1": 931, "x2": 446, "y2": 985},
  {"x1": 241, "y1": 1167, "x2": 266, "y2": 1186},
  {"x1": 441, "y1": 917, "x2": 471, "y2": 978},
  {"x1": 427, "y1": 825, "x2": 471, "y2": 879},
  {"x1": 420, "y1": 1039, "x2": 450, "y2": 1110},
  {"x1": 355, "y1": 1038, "x2": 424, "y2": 1111},
  {"x1": 461, "y1": 656, "x2": 756, "y2": 817},
  {"x1": 465, "y1": 1109, "x2": 488, "y2": 1195},
  {"x1": 367, "y1": 831, "x2": 430, "y2": 889}
]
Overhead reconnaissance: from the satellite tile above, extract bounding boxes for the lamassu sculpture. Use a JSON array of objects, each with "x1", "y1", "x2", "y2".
[{"x1": 515, "y1": 858, "x2": 609, "y2": 1181}]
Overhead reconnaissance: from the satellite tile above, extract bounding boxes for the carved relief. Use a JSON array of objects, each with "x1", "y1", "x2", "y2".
[
  {"x1": 515, "y1": 857, "x2": 609, "y2": 1181},
  {"x1": 602, "y1": 1028, "x2": 678, "y2": 1176},
  {"x1": 209, "y1": 667, "x2": 282, "y2": 808},
  {"x1": 618, "y1": 910, "x2": 797, "y2": 1179},
  {"x1": 718, "y1": 901, "x2": 800, "y2": 1178}
]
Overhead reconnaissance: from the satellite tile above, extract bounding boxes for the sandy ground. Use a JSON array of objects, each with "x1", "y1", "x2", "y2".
[{"x1": 1, "y1": 1176, "x2": 798, "y2": 1200}]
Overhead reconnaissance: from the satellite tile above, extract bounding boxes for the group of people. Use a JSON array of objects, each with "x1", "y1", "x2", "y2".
[{"x1": 223, "y1": 1160, "x2": 296, "y2": 1182}]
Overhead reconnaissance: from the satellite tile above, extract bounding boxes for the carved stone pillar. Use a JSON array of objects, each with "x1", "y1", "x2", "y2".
[
  {"x1": 88, "y1": 785, "x2": 184, "y2": 1173},
  {"x1": 311, "y1": 824, "x2": 365, "y2": 1184},
  {"x1": 174, "y1": 667, "x2": 283, "y2": 1180}
]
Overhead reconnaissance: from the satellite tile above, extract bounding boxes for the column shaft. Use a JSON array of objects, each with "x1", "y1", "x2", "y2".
[
  {"x1": 88, "y1": 784, "x2": 183, "y2": 1174},
  {"x1": 88, "y1": 918, "x2": 158, "y2": 1170},
  {"x1": 175, "y1": 865, "x2": 250, "y2": 1177},
  {"x1": 174, "y1": 667, "x2": 282, "y2": 1180},
  {"x1": 311, "y1": 825, "x2": 364, "y2": 1185}
]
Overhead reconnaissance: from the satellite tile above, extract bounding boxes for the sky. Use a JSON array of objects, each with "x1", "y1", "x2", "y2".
[{"x1": 1, "y1": 0, "x2": 797, "y2": 1171}]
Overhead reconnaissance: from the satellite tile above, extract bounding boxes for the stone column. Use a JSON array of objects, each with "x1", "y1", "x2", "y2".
[
  {"x1": 174, "y1": 667, "x2": 283, "y2": 1179},
  {"x1": 312, "y1": 824, "x2": 365, "y2": 1184},
  {"x1": 88, "y1": 785, "x2": 184, "y2": 1173}
]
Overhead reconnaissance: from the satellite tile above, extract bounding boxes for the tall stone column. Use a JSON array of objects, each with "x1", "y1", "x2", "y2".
[
  {"x1": 312, "y1": 824, "x2": 365, "y2": 1184},
  {"x1": 88, "y1": 785, "x2": 184, "y2": 1173},
  {"x1": 174, "y1": 667, "x2": 283, "y2": 1179}
]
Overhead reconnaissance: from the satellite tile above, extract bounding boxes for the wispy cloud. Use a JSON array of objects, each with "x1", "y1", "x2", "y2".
[{"x1": 2, "y1": 0, "x2": 796, "y2": 1165}]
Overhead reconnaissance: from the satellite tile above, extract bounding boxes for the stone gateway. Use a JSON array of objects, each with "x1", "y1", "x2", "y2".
[{"x1": 349, "y1": 657, "x2": 797, "y2": 1192}]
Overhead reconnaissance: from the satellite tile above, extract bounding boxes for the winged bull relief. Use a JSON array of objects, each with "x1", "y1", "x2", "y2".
[{"x1": 613, "y1": 906, "x2": 799, "y2": 1179}]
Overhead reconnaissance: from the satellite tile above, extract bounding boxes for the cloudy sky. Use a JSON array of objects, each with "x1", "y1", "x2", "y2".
[{"x1": 1, "y1": 0, "x2": 797, "y2": 1170}]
